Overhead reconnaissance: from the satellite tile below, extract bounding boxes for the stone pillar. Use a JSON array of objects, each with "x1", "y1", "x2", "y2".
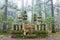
[
  {"x1": 35, "y1": 25, "x2": 37, "y2": 30},
  {"x1": 18, "y1": 24, "x2": 20, "y2": 30},
  {"x1": 42, "y1": 25, "x2": 44, "y2": 30},
  {"x1": 39, "y1": 25, "x2": 40, "y2": 30},
  {"x1": 11, "y1": 25, "x2": 13, "y2": 30},
  {"x1": 22, "y1": 23, "x2": 24, "y2": 30},
  {"x1": 46, "y1": 24, "x2": 48, "y2": 31},
  {"x1": 42, "y1": 24, "x2": 46, "y2": 31},
  {"x1": 16, "y1": 25, "x2": 17, "y2": 30}
]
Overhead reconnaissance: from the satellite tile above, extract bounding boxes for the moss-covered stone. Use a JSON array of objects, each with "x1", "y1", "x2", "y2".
[{"x1": 37, "y1": 16, "x2": 42, "y2": 19}]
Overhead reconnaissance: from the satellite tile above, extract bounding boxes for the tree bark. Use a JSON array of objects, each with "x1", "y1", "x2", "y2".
[
  {"x1": 51, "y1": 0, "x2": 55, "y2": 33},
  {"x1": 3, "y1": 0, "x2": 8, "y2": 32}
]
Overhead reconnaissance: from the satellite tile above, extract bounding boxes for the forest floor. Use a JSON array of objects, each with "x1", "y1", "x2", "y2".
[
  {"x1": 0, "y1": 35, "x2": 60, "y2": 40},
  {"x1": 0, "y1": 32, "x2": 60, "y2": 40}
]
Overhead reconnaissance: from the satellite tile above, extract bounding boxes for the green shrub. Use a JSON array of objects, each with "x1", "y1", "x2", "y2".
[
  {"x1": 11, "y1": 34, "x2": 23, "y2": 38},
  {"x1": 39, "y1": 31, "x2": 48, "y2": 34},
  {"x1": 39, "y1": 31, "x2": 48, "y2": 38},
  {"x1": 27, "y1": 34, "x2": 38, "y2": 38},
  {"x1": 11, "y1": 35, "x2": 17, "y2": 38},
  {"x1": 11, "y1": 30, "x2": 24, "y2": 34},
  {"x1": 11, "y1": 30, "x2": 48, "y2": 38},
  {"x1": 40, "y1": 33, "x2": 48, "y2": 38},
  {"x1": 32, "y1": 30, "x2": 48, "y2": 38},
  {"x1": 32, "y1": 30, "x2": 40, "y2": 34},
  {"x1": 11, "y1": 30, "x2": 24, "y2": 38}
]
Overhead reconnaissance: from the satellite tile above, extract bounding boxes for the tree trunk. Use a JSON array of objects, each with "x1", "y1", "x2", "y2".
[
  {"x1": 51, "y1": 0, "x2": 55, "y2": 33},
  {"x1": 3, "y1": 0, "x2": 8, "y2": 32}
]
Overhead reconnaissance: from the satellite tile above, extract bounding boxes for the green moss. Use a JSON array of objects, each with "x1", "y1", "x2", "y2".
[
  {"x1": 18, "y1": 17, "x2": 22, "y2": 19},
  {"x1": 52, "y1": 32, "x2": 60, "y2": 36},
  {"x1": 27, "y1": 34, "x2": 38, "y2": 38},
  {"x1": 11, "y1": 30, "x2": 48, "y2": 38},
  {"x1": 24, "y1": 13, "x2": 27, "y2": 15},
  {"x1": 37, "y1": 16, "x2": 42, "y2": 19},
  {"x1": 11, "y1": 30, "x2": 24, "y2": 34},
  {"x1": 11, "y1": 34, "x2": 23, "y2": 38},
  {"x1": 0, "y1": 33, "x2": 6, "y2": 36},
  {"x1": 23, "y1": 14, "x2": 27, "y2": 17}
]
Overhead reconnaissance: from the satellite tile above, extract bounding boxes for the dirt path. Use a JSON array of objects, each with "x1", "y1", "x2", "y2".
[
  {"x1": 0, "y1": 35, "x2": 60, "y2": 40},
  {"x1": 48, "y1": 35, "x2": 60, "y2": 40}
]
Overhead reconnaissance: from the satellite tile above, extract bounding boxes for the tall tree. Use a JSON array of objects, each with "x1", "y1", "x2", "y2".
[
  {"x1": 3, "y1": 0, "x2": 8, "y2": 32},
  {"x1": 51, "y1": 0, "x2": 55, "y2": 33},
  {"x1": 0, "y1": 10, "x2": 3, "y2": 30}
]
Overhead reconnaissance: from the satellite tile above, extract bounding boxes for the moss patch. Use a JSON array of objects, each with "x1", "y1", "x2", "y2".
[
  {"x1": 53, "y1": 32, "x2": 60, "y2": 36},
  {"x1": 0, "y1": 33, "x2": 6, "y2": 36}
]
